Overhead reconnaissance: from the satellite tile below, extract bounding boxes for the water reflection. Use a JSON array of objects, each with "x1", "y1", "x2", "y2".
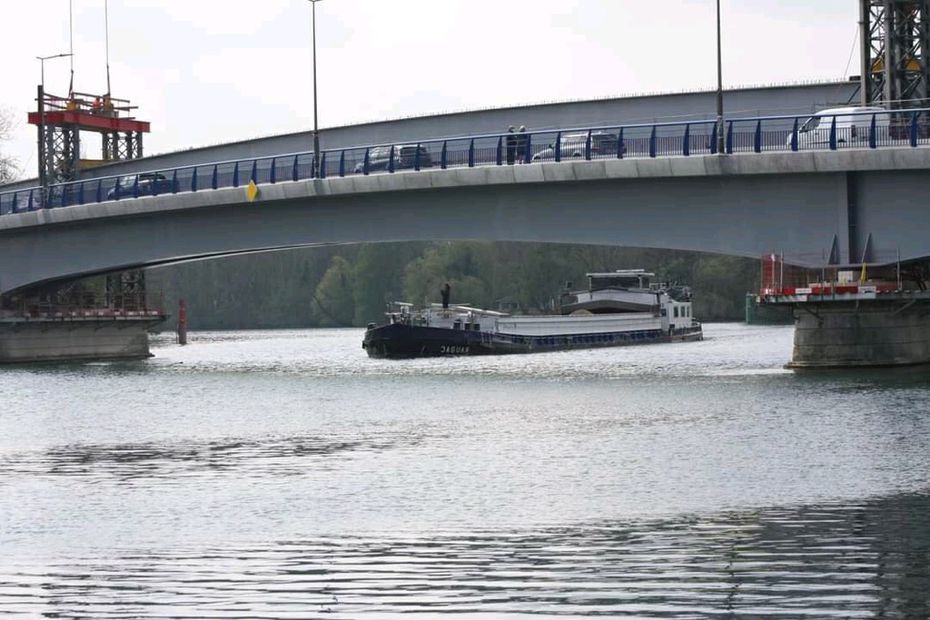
[
  {"x1": 0, "y1": 434, "x2": 411, "y2": 481},
  {"x1": 1, "y1": 493, "x2": 927, "y2": 618}
]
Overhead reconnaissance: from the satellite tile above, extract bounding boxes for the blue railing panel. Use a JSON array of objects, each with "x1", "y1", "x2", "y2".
[{"x1": 7, "y1": 107, "x2": 930, "y2": 216}]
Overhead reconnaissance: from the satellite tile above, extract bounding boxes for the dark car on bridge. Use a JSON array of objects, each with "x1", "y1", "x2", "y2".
[
  {"x1": 531, "y1": 131, "x2": 623, "y2": 161},
  {"x1": 107, "y1": 173, "x2": 176, "y2": 199},
  {"x1": 354, "y1": 145, "x2": 433, "y2": 174}
]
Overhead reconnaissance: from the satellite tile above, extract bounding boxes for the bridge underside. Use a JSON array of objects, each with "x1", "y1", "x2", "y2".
[{"x1": 4, "y1": 150, "x2": 930, "y2": 295}]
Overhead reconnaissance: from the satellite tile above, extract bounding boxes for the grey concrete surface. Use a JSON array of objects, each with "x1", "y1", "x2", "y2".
[
  {"x1": 2, "y1": 146, "x2": 929, "y2": 294},
  {"x1": 0, "y1": 317, "x2": 164, "y2": 363},
  {"x1": 790, "y1": 300, "x2": 930, "y2": 367}
]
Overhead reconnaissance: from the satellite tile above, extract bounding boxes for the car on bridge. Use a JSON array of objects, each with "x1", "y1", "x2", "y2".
[
  {"x1": 531, "y1": 131, "x2": 622, "y2": 162},
  {"x1": 789, "y1": 106, "x2": 892, "y2": 149},
  {"x1": 107, "y1": 173, "x2": 176, "y2": 199},
  {"x1": 354, "y1": 145, "x2": 433, "y2": 174}
]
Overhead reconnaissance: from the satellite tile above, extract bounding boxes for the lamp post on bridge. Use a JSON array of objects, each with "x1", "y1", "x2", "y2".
[
  {"x1": 308, "y1": 0, "x2": 323, "y2": 178},
  {"x1": 715, "y1": 0, "x2": 725, "y2": 156},
  {"x1": 35, "y1": 53, "x2": 72, "y2": 194}
]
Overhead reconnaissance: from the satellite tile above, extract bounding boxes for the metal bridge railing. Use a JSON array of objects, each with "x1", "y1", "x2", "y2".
[
  {"x1": 1, "y1": 291, "x2": 164, "y2": 320},
  {"x1": 4, "y1": 108, "x2": 930, "y2": 218}
]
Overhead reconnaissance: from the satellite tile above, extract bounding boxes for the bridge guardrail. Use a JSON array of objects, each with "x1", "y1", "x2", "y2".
[{"x1": 3, "y1": 108, "x2": 930, "y2": 217}]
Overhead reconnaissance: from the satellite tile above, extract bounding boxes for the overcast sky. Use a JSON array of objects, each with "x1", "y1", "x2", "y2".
[{"x1": 2, "y1": 0, "x2": 859, "y2": 176}]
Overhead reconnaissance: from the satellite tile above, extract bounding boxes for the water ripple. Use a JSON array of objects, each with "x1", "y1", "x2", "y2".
[
  {"x1": 0, "y1": 433, "x2": 412, "y2": 481},
  {"x1": 0, "y1": 495, "x2": 928, "y2": 618}
]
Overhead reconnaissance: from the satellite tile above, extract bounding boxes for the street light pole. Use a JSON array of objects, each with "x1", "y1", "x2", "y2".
[
  {"x1": 35, "y1": 53, "x2": 72, "y2": 193},
  {"x1": 309, "y1": 0, "x2": 323, "y2": 178},
  {"x1": 715, "y1": 0, "x2": 725, "y2": 155}
]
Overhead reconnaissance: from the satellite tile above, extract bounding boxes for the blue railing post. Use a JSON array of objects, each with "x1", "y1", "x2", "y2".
[
  {"x1": 96, "y1": 179, "x2": 102, "y2": 203},
  {"x1": 555, "y1": 132, "x2": 562, "y2": 162},
  {"x1": 524, "y1": 134, "x2": 532, "y2": 164},
  {"x1": 683, "y1": 124, "x2": 691, "y2": 156},
  {"x1": 78, "y1": 181, "x2": 85, "y2": 205},
  {"x1": 617, "y1": 127, "x2": 625, "y2": 159},
  {"x1": 212, "y1": 165, "x2": 219, "y2": 189},
  {"x1": 414, "y1": 143, "x2": 421, "y2": 171},
  {"x1": 585, "y1": 129, "x2": 592, "y2": 160},
  {"x1": 753, "y1": 120, "x2": 762, "y2": 153},
  {"x1": 292, "y1": 155, "x2": 299, "y2": 181},
  {"x1": 496, "y1": 136, "x2": 503, "y2": 166},
  {"x1": 363, "y1": 148, "x2": 370, "y2": 175},
  {"x1": 388, "y1": 145, "x2": 395, "y2": 173},
  {"x1": 27, "y1": 189, "x2": 34, "y2": 211},
  {"x1": 790, "y1": 117, "x2": 799, "y2": 152},
  {"x1": 339, "y1": 151, "x2": 345, "y2": 177},
  {"x1": 910, "y1": 111, "x2": 919, "y2": 147},
  {"x1": 250, "y1": 160, "x2": 258, "y2": 183},
  {"x1": 726, "y1": 121, "x2": 733, "y2": 154},
  {"x1": 270, "y1": 158, "x2": 277, "y2": 184},
  {"x1": 829, "y1": 116, "x2": 837, "y2": 150},
  {"x1": 320, "y1": 153, "x2": 327, "y2": 178},
  {"x1": 649, "y1": 125, "x2": 657, "y2": 158},
  {"x1": 440, "y1": 141, "x2": 448, "y2": 169},
  {"x1": 171, "y1": 170, "x2": 179, "y2": 193},
  {"x1": 869, "y1": 113, "x2": 877, "y2": 149},
  {"x1": 132, "y1": 176, "x2": 140, "y2": 198},
  {"x1": 11, "y1": 193, "x2": 18, "y2": 213},
  {"x1": 233, "y1": 162, "x2": 240, "y2": 187},
  {"x1": 468, "y1": 139, "x2": 475, "y2": 167},
  {"x1": 710, "y1": 122, "x2": 718, "y2": 155},
  {"x1": 113, "y1": 178, "x2": 122, "y2": 200},
  {"x1": 191, "y1": 168, "x2": 198, "y2": 192}
]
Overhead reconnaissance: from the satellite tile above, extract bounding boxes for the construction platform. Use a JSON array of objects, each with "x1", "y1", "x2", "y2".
[{"x1": 0, "y1": 300, "x2": 166, "y2": 364}]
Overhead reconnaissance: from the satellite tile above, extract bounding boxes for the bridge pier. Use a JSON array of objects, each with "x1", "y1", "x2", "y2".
[
  {"x1": 760, "y1": 254, "x2": 930, "y2": 368},
  {"x1": 0, "y1": 274, "x2": 166, "y2": 364},
  {"x1": 789, "y1": 299, "x2": 930, "y2": 368},
  {"x1": 0, "y1": 315, "x2": 165, "y2": 364}
]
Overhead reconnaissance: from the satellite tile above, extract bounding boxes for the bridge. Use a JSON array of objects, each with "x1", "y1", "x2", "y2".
[
  {"x1": 2, "y1": 107, "x2": 930, "y2": 295},
  {"x1": 5, "y1": 2, "x2": 930, "y2": 367}
]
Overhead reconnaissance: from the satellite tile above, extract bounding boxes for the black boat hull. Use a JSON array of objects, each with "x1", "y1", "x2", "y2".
[{"x1": 363, "y1": 322, "x2": 703, "y2": 359}]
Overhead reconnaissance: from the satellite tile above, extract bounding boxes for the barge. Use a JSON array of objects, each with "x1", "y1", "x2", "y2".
[{"x1": 363, "y1": 270, "x2": 702, "y2": 359}]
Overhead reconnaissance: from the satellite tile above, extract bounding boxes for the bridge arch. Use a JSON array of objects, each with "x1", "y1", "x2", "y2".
[{"x1": 3, "y1": 150, "x2": 930, "y2": 294}]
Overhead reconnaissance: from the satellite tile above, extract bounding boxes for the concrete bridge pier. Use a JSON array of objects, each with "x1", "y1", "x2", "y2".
[
  {"x1": 0, "y1": 275, "x2": 166, "y2": 364},
  {"x1": 0, "y1": 315, "x2": 165, "y2": 364},
  {"x1": 789, "y1": 298, "x2": 930, "y2": 368}
]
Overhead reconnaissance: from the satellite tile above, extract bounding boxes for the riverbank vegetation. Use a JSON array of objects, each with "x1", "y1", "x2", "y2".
[{"x1": 148, "y1": 242, "x2": 759, "y2": 330}]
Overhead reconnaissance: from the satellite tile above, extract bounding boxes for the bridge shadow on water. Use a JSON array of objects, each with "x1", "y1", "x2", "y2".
[{"x1": 1, "y1": 491, "x2": 928, "y2": 618}]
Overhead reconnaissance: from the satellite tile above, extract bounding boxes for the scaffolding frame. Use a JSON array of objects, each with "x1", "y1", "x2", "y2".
[{"x1": 860, "y1": 0, "x2": 930, "y2": 108}]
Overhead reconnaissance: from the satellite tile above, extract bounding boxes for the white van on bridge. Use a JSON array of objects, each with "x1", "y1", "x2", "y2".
[{"x1": 790, "y1": 106, "x2": 891, "y2": 149}]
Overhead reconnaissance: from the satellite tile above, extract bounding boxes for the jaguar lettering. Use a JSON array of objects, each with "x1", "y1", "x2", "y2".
[{"x1": 439, "y1": 345, "x2": 470, "y2": 354}]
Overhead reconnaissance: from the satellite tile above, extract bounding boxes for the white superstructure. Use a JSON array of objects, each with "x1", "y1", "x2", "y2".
[{"x1": 388, "y1": 269, "x2": 698, "y2": 337}]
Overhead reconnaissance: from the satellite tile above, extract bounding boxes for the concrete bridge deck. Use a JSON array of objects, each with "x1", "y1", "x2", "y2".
[{"x1": 2, "y1": 146, "x2": 930, "y2": 295}]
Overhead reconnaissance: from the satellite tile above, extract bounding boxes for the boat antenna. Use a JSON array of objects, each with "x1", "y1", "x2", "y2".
[
  {"x1": 104, "y1": 0, "x2": 111, "y2": 95},
  {"x1": 68, "y1": 0, "x2": 75, "y2": 97}
]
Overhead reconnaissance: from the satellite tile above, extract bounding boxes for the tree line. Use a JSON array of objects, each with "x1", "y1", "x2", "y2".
[{"x1": 147, "y1": 242, "x2": 759, "y2": 330}]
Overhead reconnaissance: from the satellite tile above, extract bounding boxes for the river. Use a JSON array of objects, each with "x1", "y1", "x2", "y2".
[{"x1": 1, "y1": 323, "x2": 929, "y2": 618}]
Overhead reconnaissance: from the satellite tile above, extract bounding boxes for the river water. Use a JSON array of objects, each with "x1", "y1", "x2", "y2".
[{"x1": 1, "y1": 323, "x2": 929, "y2": 618}]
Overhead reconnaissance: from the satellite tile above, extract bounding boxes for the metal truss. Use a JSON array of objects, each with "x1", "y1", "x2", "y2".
[
  {"x1": 102, "y1": 131, "x2": 144, "y2": 161},
  {"x1": 39, "y1": 125, "x2": 80, "y2": 186},
  {"x1": 861, "y1": 0, "x2": 930, "y2": 108}
]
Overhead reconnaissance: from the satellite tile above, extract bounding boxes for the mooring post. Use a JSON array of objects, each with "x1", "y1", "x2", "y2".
[{"x1": 177, "y1": 298, "x2": 188, "y2": 345}]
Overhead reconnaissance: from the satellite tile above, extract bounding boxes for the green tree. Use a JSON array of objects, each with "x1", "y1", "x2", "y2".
[
  {"x1": 403, "y1": 242, "x2": 494, "y2": 309},
  {"x1": 352, "y1": 242, "x2": 426, "y2": 325},
  {"x1": 311, "y1": 255, "x2": 356, "y2": 326}
]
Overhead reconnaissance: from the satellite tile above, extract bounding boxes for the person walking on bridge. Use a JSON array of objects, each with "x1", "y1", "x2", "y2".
[
  {"x1": 506, "y1": 126, "x2": 517, "y2": 165},
  {"x1": 516, "y1": 126, "x2": 528, "y2": 163}
]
